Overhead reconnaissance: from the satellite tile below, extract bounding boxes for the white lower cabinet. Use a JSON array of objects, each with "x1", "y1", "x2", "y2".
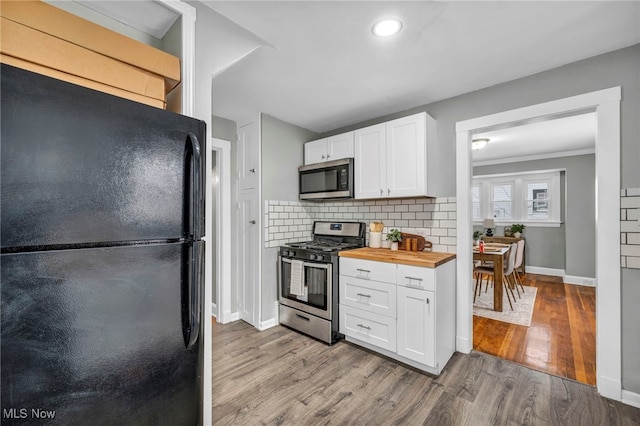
[
  {"x1": 397, "y1": 286, "x2": 435, "y2": 366},
  {"x1": 340, "y1": 305, "x2": 396, "y2": 352},
  {"x1": 339, "y1": 257, "x2": 455, "y2": 375}
]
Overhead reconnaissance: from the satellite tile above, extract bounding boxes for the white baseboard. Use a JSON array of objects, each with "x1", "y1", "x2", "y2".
[
  {"x1": 622, "y1": 390, "x2": 640, "y2": 408},
  {"x1": 211, "y1": 303, "x2": 217, "y2": 317},
  {"x1": 217, "y1": 312, "x2": 239, "y2": 324},
  {"x1": 563, "y1": 274, "x2": 596, "y2": 287},
  {"x1": 598, "y1": 375, "x2": 622, "y2": 402},
  {"x1": 258, "y1": 317, "x2": 278, "y2": 331},
  {"x1": 525, "y1": 266, "x2": 564, "y2": 277},
  {"x1": 456, "y1": 335, "x2": 471, "y2": 354},
  {"x1": 525, "y1": 267, "x2": 596, "y2": 287}
]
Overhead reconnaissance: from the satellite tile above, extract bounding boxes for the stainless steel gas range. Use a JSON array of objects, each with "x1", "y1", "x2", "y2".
[{"x1": 278, "y1": 221, "x2": 366, "y2": 344}]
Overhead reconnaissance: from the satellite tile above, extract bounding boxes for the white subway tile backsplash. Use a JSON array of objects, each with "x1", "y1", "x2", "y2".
[
  {"x1": 627, "y1": 256, "x2": 640, "y2": 269},
  {"x1": 621, "y1": 196, "x2": 640, "y2": 208},
  {"x1": 432, "y1": 228, "x2": 448, "y2": 237},
  {"x1": 621, "y1": 189, "x2": 640, "y2": 269},
  {"x1": 264, "y1": 198, "x2": 458, "y2": 254},
  {"x1": 627, "y1": 233, "x2": 640, "y2": 245},
  {"x1": 622, "y1": 245, "x2": 640, "y2": 257}
]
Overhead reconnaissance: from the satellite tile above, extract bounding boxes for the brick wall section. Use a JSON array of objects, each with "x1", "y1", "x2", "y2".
[
  {"x1": 264, "y1": 197, "x2": 457, "y2": 253},
  {"x1": 621, "y1": 188, "x2": 640, "y2": 269}
]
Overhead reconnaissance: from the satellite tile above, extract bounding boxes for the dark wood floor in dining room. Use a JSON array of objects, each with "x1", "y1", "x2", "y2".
[
  {"x1": 473, "y1": 273, "x2": 596, "y2": 385},
  {"x1": 212, "y1": 319, "x2": 639, "y2": 425}
]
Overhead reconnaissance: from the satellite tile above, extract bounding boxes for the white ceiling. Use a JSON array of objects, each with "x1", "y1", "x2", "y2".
[
  {"x1": 204, "y1": 1, "x2": 639, "y2": 135},
  {"x1": 472, "y1": 112, "x2": 596, "y2": 166}
]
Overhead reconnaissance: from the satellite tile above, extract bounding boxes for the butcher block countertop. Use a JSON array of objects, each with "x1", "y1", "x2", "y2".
[{"x1": 339, "y1": 248, "x2": 456, "y2": 268}]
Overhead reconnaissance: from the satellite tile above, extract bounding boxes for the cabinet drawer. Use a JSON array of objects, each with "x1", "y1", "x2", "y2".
[
  {"x1": 397, "y1": 264, "x2": 435, "y2": 291},
  {"x1": 340, "y1": 305, "x2": 396, "y2": 352},
  {"x1": 340, "y1": 275, "x2": 396, "y2": 318},
  {"x1": 340, "y1": 257, "x2": 396, "y2": 283}
]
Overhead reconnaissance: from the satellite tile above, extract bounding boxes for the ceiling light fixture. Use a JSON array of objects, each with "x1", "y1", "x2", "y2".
[
  {"x1": 372, "y1": 18, "x2": 403, "y2": 37},
  {"x1": 472, "y1": 138, "x2": 490, "y2": 150}
]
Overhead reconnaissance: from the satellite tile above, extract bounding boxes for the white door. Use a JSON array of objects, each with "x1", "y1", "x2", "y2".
[
  {"x1": 237, "y1": 122, "x2": 259, "y2": 190},
  {"x1": 386, "y1": 113, "x2": 426, "y2": 197},
  {"x1": 304, "y1": 139, "x2": 327, "y2": 164},
  {"x1": 354, "y1": 123, "x2": 386, "y2": 199},
  {"x1": 397, "y1": 286, "x2": 435, "y2": 366},
  {"x1": 238, "y1": 192, "x2": 257, "y2": 326},
  {"x1": 327, "y1": 132, "x2": 354, "y2": 161}
]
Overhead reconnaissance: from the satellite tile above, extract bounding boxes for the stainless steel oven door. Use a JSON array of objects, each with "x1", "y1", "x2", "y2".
[{"x1": 279, "y1": 257, "x2": 332, "y2": 320}]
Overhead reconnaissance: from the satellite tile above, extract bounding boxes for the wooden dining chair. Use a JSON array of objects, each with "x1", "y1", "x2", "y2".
[{"x1": 473, "y1": 243, "x2": 518, "y2": 310}]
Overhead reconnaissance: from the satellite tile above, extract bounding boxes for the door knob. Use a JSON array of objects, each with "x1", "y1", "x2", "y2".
[
  {"x1": 249, "y1": 220, "x2": 256, "y2": 224},
  {"x1": 249, "y1": 168, "x2": 255, "y2": 173}
]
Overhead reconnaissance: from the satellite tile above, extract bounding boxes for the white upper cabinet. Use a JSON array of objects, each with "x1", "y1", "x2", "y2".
[
  {"x1": 355, "y1": 112, "x2": 434, "y2": 199},
  {"x1": 386, "y1": 114, "x2": 427, "y2": 198},
  {"x1": 354, "y1": 123, "x2": 386, "y2": 199},
  {"x1": 304, "y1": 132, "x2": 354, "y2": 164},
  {"x1": 304, "y1": 139, "x2": 328, "y2": 165}
]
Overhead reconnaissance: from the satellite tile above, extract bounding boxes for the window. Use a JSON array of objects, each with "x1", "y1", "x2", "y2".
[
  {"x1": 527, "y1": 182, "x2": 549, "y2": 219},
  {"x1": 472, "y1": 170, "x2": 561, "y2": 226},
  {"x1": 491, "y1": 183, "x2": 513, "y2": 220}
]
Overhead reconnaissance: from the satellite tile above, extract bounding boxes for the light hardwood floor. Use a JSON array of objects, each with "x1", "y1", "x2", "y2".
[
  {"x1": 473, "y1": 273, "x2": 596, "y2": 385},
  {"x1": 212, "y1": 320, "x2": 639, "y2": 425}
]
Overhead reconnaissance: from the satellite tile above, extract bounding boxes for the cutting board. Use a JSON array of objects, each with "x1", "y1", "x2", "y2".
[{"x1": 398, "y1": 233, "x2": 432, "y2": 251}]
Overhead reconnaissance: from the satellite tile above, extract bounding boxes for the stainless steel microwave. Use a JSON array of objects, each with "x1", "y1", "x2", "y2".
[{"x1": 299, "y1": 158, "x2": 354, "y2": 200}]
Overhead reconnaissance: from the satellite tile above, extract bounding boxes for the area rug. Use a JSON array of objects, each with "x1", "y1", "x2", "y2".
[{"x1": 473, "y1": 284, "x2": 537, "y2": 327}]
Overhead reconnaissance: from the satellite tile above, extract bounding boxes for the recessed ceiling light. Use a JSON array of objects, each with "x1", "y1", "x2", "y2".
[
  {"x1": 472, "y1": 138, "x2": 490, "y2": 150},
  {"x1": 372, "y1": 18, "x2": 403, "y2": 38}
]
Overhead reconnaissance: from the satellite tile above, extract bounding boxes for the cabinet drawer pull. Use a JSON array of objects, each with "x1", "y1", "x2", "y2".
[
  {"x1": 357, "y1": 323, "x2": 371, "y2": 331},
  {"x1": 426, "y1": 298, "x2": 430, "y2": 304},
  {"x1": 405, "y1": 276, "x2": 423, "y2": 282},
  {"x1": 356, "y1": 293, "x2": 371, "y2": 298},
  {"x1": 356, "y1": 268, "x2": 371, "y2": 273}
]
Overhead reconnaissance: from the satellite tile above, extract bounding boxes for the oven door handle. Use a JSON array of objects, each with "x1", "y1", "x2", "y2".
[{"x1": 280, "y1": 257, "x2": 332, "y2": 270}]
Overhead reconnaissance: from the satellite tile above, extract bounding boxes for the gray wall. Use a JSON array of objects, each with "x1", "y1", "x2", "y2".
[
  {"x1": 474, "y1": 154, "x2": 595, "y2": 278},
  {"x1": 261, "y1": 114, "x2": 318, "y2": 201},
  {"x1": 317, "y1": 44, "x2": 640, "y2": 393},
  {"x1": 211, "y1": 115, "x2": 237, "y2": 142},
  {"x1": 260, "y1": 114, "x2": 318, "y2": 321}
]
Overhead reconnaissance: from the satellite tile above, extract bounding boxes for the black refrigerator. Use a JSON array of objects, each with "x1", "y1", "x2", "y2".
[{"x1": 1, "y1": 64, "x2": 205, "y2": 425}]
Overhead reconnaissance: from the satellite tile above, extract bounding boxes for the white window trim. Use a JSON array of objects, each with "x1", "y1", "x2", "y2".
[{"x1": 472, "y1": 169, "x2": 562, "y2": 226}]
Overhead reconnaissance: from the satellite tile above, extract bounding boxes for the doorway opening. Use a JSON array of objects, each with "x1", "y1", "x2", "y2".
[
  {"x1": 208, "y1": 138, "x2": 232, "y2": 323},
  {"x1": 455, "y1": 87, "x2": 622, "y2": 401},
  {"x1": 469, "y1": 113, "x2": 596, "y2": 384}
]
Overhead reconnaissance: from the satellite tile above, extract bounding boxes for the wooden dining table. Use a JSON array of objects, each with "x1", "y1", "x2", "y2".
[{"x1": 473, "y1": 244, "x2": 511, "y2": 312}]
